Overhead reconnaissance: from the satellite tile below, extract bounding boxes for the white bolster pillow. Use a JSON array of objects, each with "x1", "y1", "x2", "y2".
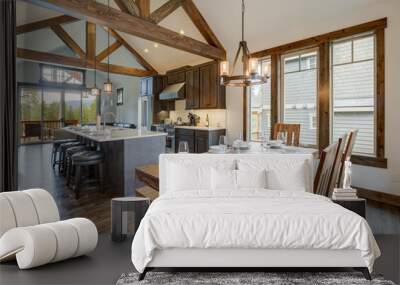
[{"x1": 0, "y1": 218, "x2": 97, "y2": 269}]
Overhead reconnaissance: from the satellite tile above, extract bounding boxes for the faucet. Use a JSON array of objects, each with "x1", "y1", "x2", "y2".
[{"x1": 102, "y1": 112, "x2": 116, "y2": 129}]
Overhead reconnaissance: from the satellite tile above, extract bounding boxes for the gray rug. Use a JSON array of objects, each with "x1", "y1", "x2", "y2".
[{"x1": 116, "y1": 272, "x2": 396, "y2": 285}]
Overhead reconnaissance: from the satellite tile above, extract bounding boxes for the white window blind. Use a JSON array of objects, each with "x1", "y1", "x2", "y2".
[
  {"x1": 331, "y1": 35, "x2": 375, "y2": 155},
  {"x1": 281, "y1": 50, "x2": 318, "y2": 146}
]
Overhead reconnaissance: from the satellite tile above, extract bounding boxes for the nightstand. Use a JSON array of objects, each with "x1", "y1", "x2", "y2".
[{"x1": 332, "y1": 198, "x2": 366, "y2": 218}]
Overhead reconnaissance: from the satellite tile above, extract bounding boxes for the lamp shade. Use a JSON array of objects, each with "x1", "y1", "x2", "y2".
[
  {"x1": 91, "y1": 86, "x2": 101, "y2": 96},
  {"x1": 220, "y1": 61, "x2": 229, "y2": 76},
  {"x1": 103, "y1": 81, "x2": 113, "y2": 93}
]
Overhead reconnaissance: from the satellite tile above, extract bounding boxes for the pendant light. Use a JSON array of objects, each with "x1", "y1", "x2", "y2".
[
  {"x1": 90, "y1": 57, "x2": 101, "y2": 96},
  {"x1": 103, "y1": 0, "x2": 113, "y2": 93},
  {"x1": 220, "y1": 0, "x2": 268, "y2": 87}
]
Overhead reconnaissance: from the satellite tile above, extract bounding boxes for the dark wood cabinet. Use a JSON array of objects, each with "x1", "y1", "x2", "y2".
[
  {"x1": 194, "y1": 130, "x2": 210, "y2": 153},
  {"x1": 162, "y1": 62, "x2": 225, "y2": 111},
  {"x1": 166, "y1": 68, "x2": 186, "y2": 85},
  {"x1": 175, "y1": 128, "x2": 195, "y2": 153},
  {"x1": 175, "y1": 128, "x2": 226, "y2": 153},
  {"x1": 199, "y1": 62, "x2": 219, "y2": 108},
  {"x1": 185, "y1": 68, "x2": 200, "y2": 109}
]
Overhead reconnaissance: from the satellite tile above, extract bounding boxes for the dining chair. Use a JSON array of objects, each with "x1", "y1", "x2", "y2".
[
  {"x1": 337, "y1": 130, "x2": 358, "y2": 188},
  {"x1": 313, "y1": 134, "x2": 347, "y2": 197},
  {"x1": 272, "y1": 123, "x2": 301, "y2": 146}
]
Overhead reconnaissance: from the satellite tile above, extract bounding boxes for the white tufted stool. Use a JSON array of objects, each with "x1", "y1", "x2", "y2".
[{"x1": 0, "y1": 189, "x2": 98, "y2": 269}]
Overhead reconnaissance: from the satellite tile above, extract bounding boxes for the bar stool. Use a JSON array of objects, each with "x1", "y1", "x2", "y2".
[
  {"x1": 65, "y1": 145, "x2": 90, "y2": 187},
  {"x1": 58, "y1": 141, "x2": 83, "y2": 173},
  {"x1": 71, "y1": 151, "x2": 105, "y2": 199},
  {"x1": 51, "y1": 139, "x2": 77, "y2": 168}
]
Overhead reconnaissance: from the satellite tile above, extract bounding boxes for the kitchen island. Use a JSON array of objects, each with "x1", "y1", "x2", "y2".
[{"x1": 64, "y1": 126, "x2": 166, "y2": 196}]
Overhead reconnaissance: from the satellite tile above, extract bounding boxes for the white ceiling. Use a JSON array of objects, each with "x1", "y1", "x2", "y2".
[{"x1": 17, "y1": 0, "x2": 386, "y2": 73}]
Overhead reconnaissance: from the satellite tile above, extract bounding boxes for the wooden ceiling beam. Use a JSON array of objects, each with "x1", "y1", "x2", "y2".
[
  {"x1": 16, "y1": 15, "x2": 78, "y2": 35},
  {"x1": 30, "y1": 0, "x2": 226, "y2": 60},
  {"x1": 17, "y1": 48, "x2": 155, "y2": 77},
  {"x1": 136, "y1": 0, "x2": 150, "y2": 18},
  {"x1": 114, "y1": 0, "x2": 139, "y2": 16},
  {"x1": 86, "y1": 22, "x2": 96, "y2": 61},
  {"x1": 181, "y1": 0, "x2": 225, "y2": 51},
  {"x1": 104, "y1": 27, "x2": 157, "y2": 73},
  {"x1": 51, "y1": 24, "x2": 85, "y2": 59},
  {"x1": 96, "y1": 41, "x2": 122, "y2": 62},
  {"x1": 149, "y1": 0, "x2": 183, "y2": 24}
]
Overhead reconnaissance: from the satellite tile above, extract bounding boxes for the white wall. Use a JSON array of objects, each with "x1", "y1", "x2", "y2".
[{"x1": 222, "y1": 0, "x2": 400, "y2": 195}]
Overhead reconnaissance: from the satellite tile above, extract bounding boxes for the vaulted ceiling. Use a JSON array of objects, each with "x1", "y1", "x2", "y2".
[{"x1": 17, "y1": 0, "x2": 387, "y2": 74}]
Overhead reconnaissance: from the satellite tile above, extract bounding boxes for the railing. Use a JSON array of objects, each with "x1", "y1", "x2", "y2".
[{"x1": 20, "y1": 119, "x2": 79, "y2": 144}]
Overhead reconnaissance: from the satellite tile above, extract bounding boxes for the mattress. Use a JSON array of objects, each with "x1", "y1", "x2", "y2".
[{"x1": 131, "y1": 190, "x2": 380, "y2": 273}]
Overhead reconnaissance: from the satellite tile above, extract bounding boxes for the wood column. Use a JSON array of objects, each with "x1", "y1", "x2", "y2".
[
  {"x1": 270, "y1": 54, "x2": 279, "y2": 139},
  {"x1": 318, "y1": 42, "x2": 330, "y2": 150}
]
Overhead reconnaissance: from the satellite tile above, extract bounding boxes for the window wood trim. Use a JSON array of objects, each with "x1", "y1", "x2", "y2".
[{"x1": 245, "y1": 18, "x2": 387, "y2": 168}]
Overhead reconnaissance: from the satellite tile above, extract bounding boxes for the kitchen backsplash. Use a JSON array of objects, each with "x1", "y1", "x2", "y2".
[{"x1": 168, "y1": 100, "x2": 227, "y2": 128}]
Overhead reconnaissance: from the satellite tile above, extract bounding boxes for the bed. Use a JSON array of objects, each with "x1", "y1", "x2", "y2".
[{"x1": 131, "y1": 154, "x2": 380, "y2": 280}]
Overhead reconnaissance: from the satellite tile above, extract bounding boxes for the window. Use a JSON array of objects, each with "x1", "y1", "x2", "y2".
[
  {"x1": 40, "y1": 64, "x2": 85, "y2": 86},
  {"x1": 249, "y1": 58, "x2": 271, "y2": 141},
  {"x1": 281, "y1": 50, "x2": 318, "y2": 146},
  {"x1": 245, "y1": 19, "x2": 386, "y2": 167},
  {"x1": 331, "y1": 35, "x2": 375, "y2": 155}
]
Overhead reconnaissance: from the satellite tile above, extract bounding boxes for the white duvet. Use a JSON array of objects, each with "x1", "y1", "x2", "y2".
[{"x1": 131, "y1": 190, "x2": 380, "y2": 273}]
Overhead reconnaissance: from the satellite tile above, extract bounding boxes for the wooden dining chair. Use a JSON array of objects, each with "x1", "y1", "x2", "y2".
[
  {"x1": 272, "y1": 123, "x2": 301, "y2": 146},
  {"x1": 337, "y1": 130, "x2": 358, "y2": 188},
  {"x1": 313, "y1": 135, "x2": 347, "y2": 197}
]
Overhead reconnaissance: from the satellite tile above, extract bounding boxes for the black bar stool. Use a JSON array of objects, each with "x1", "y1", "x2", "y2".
[
  {"x1": 58, "y1": 141, "x2": 83, "y2": 173},
  {"x1": 51, "y1": 139, "x2": 77, "y2": 168},
  {"x1": 71, "y1": 151, "x2": 105, "y2": 199},
  {"x1": 65, "y1": 145, "x2": 90, "y2": 187}
]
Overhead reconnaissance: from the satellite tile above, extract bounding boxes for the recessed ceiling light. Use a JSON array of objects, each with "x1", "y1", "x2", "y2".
[
  {"x1": 179, "y1": 29, "x2": 185, "y2": 35},
  {"x1": 154, "y1": 43, "x2": 159, "y2": 48},
  {"x1": 144, "y1": 48, "x2": 149, "y2": 53}
]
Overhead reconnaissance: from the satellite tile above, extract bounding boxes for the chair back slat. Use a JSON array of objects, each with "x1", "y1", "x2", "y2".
[
  {"x1": 337, "y1": 130, "x2": 358, "y2": 188},
  {"x1": 273, "y1": 123, "x2": 301, "y2": 146},
  {"x1": 314, "y1": 135, "x2": 347, "y2": 197}
]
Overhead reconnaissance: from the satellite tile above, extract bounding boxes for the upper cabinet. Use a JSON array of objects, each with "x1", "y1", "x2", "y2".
[
  {"x1": 184, "y1": 61, "x2": 225, "y2": 110},
  {"x1": 199, "y1": 62, "x2": 219, "y2": 109},
  {"x1": 185, "y1": 68, "x2": 200, "y2": 109}
]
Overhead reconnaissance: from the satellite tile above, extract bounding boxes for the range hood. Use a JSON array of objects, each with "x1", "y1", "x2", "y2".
[{"x1": 159, "y1": 82, "x2": 185, "y2": 100}]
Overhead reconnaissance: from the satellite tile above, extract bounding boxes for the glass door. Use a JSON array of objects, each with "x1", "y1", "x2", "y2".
[
  {"x1": 42, "y1": 88, "x2": 63, "y2": 141},
  {"x1": 64, "y1": 90, "x2": 82, "y2": 126},
  {"x1": 20, "y1": 86, "x2": 42, "y2": 144}
]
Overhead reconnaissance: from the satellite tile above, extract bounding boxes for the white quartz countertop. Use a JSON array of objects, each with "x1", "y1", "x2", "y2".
[
  {"x1": 63, "y1": 127, "x2": 167, "y2": 142},
  {"x1": 174, "y1": 126, "x2": 226, "y2": 131}
]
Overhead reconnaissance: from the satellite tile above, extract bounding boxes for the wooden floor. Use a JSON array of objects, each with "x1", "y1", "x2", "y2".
[{"x1": 18, "y1": 143, "x2": 119, "y2": 233}]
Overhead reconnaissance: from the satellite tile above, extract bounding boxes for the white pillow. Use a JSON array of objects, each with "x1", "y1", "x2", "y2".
[
  {"x1": 266, "y1": 161, "x2": 309, "y2": 191},
  {"x1": 167, "y1": 162, "x2": 211, "y2": 191},
  {"x1": 237, "y1": 170, "x2": 266, "y2": 189},
  {"x1": 211, "y1": 168, "x2": 237, "y2": 190}
]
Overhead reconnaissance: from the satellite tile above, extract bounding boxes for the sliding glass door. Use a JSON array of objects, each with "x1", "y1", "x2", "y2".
[
  {"x1": 19, "y1": 85, "x2": 96, "y2": 144},
  {"x1": 20, "y1": 86, "x2": 42, "y2": 144},
  {"x1": 64, "y1": 90, "x2": 82, "y2": 126}
]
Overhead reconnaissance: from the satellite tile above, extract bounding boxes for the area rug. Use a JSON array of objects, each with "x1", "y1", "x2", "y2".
[{"x1": 116, "y1": 272, "x2": 395, "y2": 285}]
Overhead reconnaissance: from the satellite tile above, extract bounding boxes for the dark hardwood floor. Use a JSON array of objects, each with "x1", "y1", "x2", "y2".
[{"x1": 18, "y1": 143, "x2": 119, "y2": 233}]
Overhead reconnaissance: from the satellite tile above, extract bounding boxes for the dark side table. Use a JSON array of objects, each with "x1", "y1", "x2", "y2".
[
  {"x1": 111, "y1": 197, "x2": 150, "y2": 242},
  {"x1": 332, "y1": 198, "x2": 366, "y2": 218}
]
